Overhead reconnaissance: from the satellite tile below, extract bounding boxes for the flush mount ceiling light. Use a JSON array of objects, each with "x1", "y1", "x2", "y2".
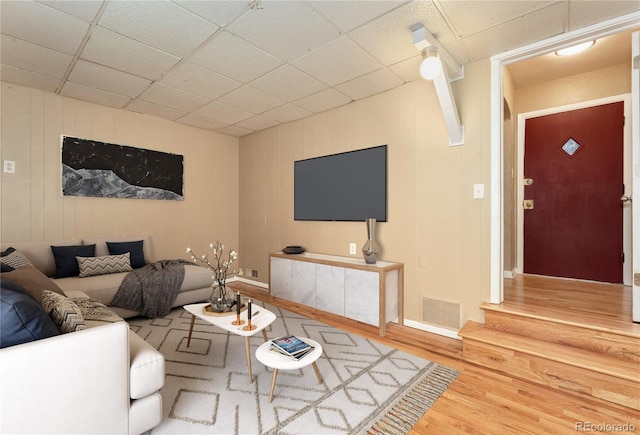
[
  {"x1": 555, "y1": 40, "x2": 596, "y2": 56},
  {"x1": 413, "y1": 26, "x2": 464, "y2": 146}
]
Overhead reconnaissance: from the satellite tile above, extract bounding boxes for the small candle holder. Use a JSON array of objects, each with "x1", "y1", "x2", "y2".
[
  {"x1": 242, "y1": 319, "x2": 256, "y2": 331},
  {"x1": 231, "y1": 315, "x2": 245, "y2": 326}
]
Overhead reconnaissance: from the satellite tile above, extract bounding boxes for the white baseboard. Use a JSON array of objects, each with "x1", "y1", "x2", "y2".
[
  {"x1": 402, "y1": 319, "x2": 462, "y2": 340},
  {"x1": 232, "y1": 278, "x2": 461, "y2": 340},
  {"x1": 503, "y1": 269, "x2": 518, "y2": 279},
  {"x1": 236, "y1": 276, "x2": 269, "y2": 289}
]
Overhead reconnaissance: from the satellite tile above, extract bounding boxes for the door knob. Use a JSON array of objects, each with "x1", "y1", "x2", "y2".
[{"x1": 620, "y1": 195, "x2": 632, "y2": 203}]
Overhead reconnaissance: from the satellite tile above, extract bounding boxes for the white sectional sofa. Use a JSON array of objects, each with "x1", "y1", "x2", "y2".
[
  {"x1": 0, "y1": 320, "x2": 164, "y2": 434},
  {"x1": 0, "y1": 236, "x2": 215, "y2": 434}
]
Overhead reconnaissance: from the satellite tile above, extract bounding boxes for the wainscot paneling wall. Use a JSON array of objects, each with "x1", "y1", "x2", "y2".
[
  {"x1": 238, "y1": 60, "x2": 492, "y2": 327},
  {"x1": 0, "y1": 82, "x2": 240, "y2": 263}
]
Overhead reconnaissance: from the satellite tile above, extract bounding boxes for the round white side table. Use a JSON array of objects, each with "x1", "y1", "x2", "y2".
[{"x1": 255, "y1": 337, "x2": 323, "y2": 402}]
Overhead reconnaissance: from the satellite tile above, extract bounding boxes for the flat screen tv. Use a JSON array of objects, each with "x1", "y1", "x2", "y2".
[{"x1": 294, "y1": 145, "x2": 387, "y2": 222}]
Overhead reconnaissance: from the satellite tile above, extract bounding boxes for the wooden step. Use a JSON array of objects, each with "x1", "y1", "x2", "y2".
[
  {"x1": 459, "y1": 321, "x2": 640, "y2": 410},
  {"x1": 481, "y1": 302, "x2": 640, "y2": 362}
]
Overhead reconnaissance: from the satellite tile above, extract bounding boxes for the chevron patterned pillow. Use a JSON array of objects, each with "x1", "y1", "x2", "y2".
[
  {"x1": 41, "y1": 290, "x2": 86, "y2": 333},
  {"x1": 77, "y1": 253, "x2": 132, "y2": 278},
  {"x1": 1, "y1": 247, "x2": 33, "y2": 272}
]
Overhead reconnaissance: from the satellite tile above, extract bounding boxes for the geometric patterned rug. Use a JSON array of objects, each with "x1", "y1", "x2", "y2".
[{"x1": 128, "y1": 300, "x2": 458, "y2": 434}]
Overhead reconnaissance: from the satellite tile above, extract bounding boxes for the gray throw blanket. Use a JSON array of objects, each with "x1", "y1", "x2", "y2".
[{"x1": 111, "y1": 259, "x2": 192, "y2": 318}]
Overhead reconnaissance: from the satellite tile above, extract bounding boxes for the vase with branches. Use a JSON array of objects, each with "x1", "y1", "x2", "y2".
[{"x1": 186, "y1": 241, "x2": 243, "y2": 312}]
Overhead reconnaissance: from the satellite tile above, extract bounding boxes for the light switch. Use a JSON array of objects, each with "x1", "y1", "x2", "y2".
[
  {"x1": 3, "y1": 160, "x2": 16, "y2": 174},
  {"x1": 473, "y1": 183, "x2": 484, "y2": 199}
]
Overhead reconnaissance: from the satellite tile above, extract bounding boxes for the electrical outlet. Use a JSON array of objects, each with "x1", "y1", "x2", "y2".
[
  {"x1": 349, "y1": 243, "x2": 356, "y2": 255},
  {"x1": 251, "y1": 269, "x2": 258, "y2": 278},
  {"x1": 3, "y1": 160, "x2": 16, "y2": 174}
]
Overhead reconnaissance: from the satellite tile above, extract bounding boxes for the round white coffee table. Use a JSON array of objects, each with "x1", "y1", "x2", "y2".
[{"x1": 255, "y1": 337, "x2": 323, "y2": 402}]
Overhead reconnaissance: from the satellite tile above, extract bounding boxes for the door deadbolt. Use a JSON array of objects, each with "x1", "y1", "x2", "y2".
[
  {"x1": 524, "y1": 178, "x2": 533, "y2": 186},
  {"x1": 523, "y1": 200, "x2": 534, "y2": 209}
]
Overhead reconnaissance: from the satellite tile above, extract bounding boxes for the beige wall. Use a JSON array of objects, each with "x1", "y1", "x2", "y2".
[
  {"x1": 239, "y1": 60, "x2": 492, "y2": 327},
  {"x1": 0, "y1": 82, "x2": 240, "y2": 261},
  {"x1": 515, "y1": 62, "x2": 631, "y2": 114}
]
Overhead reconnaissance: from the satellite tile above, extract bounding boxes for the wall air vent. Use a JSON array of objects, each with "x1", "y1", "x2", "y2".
[{"x1": 421, "y1": 297, "x2": 461, "y2": 330}]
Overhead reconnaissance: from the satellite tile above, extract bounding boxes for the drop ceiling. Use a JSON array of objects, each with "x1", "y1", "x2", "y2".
[{"x1": 1, "y1": 0, "x2": 638, "y2": 137}]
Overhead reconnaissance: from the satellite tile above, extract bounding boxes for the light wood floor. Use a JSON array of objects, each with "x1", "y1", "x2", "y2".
[{"x1": 229, "y1": 277, "x2": 640, "y2": 434}]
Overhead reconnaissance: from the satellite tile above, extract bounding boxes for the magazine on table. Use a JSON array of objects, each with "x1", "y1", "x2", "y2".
[{"x1": 270, "y1": 335, "x2": 314, "y2": 360}]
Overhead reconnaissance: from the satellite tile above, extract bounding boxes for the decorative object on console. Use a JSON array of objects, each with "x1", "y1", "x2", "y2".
[
  {"x1": 186, "y1": 241, "x2": 243, "y2": 312},
  {"x1": 282, "y1": 245, "x2": 305, "y2": 254},
  {"x1": 362, "y1": 217, "x2": 380, "y2": 264}
]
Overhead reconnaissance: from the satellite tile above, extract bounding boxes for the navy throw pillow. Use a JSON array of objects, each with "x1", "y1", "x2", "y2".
[
  {"x1": 107, "y1": 240, "x2": 146, "y2": 269},
  {"x1": 51, "y1": 244, "x2": 96, "y2": 278},
  {"x1": 1, "y1": 286, "x2": 60, "y2": 348}
]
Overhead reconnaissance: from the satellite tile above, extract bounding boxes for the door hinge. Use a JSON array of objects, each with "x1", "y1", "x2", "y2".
[{"x1": 622, "y1": 252, "x2": 625, "y2": 263}]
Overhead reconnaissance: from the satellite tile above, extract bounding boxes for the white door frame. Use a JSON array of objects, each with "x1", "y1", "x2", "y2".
[
  {"x1": 489, "y1": 12, "x2": 640, "y2": 305},
  {"x1": 515, "y1": 95, "x2": 633, "y2": 285},
  {"x1": 632, "y1": 31, "x2": 639, "y2": 322}
]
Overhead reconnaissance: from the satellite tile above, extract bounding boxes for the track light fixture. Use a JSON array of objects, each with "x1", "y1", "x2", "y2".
[
  {"x1": 412, "y1": 25, "x2": 464, "y2": 146},
  {"x1": 419, "y1": 47, "x2": 442, "y2": 80}
]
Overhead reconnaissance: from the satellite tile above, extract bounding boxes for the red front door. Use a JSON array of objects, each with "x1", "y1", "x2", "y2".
[{"x1": 523, "y1": 102, "x2": 624, "y2": 283}]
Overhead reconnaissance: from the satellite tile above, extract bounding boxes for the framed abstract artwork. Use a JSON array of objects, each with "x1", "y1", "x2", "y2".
[{"x1": 61, "y1": 136, "x2": 184, "y2": 201}]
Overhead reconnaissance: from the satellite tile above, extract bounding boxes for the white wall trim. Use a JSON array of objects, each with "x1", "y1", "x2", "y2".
[
  {"x1": 236, "y1": 276, "x2": 269, "y2": 289},
  {"x1": 403, "y1": 319, "x2": 462, "y2": 340},
  {"x1": 489, "y1": 11, "x2": 640, "y2": 305}
]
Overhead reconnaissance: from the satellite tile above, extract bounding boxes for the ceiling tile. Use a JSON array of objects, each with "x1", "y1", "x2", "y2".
[
  {"x1": 309, "y1": 1, "x2": 408, "y2": 32},
  {"x1": 439, "y1": 1, "x2": 557, "y2": 38},
  {"x1": 190, "y1": 31, "x2": 282, "y2": 84},
  {"x1": 335, "y1": 68, "x2": 403, "y2": 100},
  {"x1": 139, "y1": 83, "x2": 210, "y2": 112},
  {"x1": 0, "y1": 65, "x2": 61, "y2": 92},
  {"x1": 160, "y1": 62, "x2": 242, "y2": 100},
  {"x1": 236, "y1": 115, "x2": 281, "y2": 131},
  {"x1": 1, "y1": 1, "x2": 90, "y2": 55},
  {"x1": 36, "y1": 0, "x2": 103, "y2": 21},
  {"x1": 462, "y1": 2, "x2": 565, "y2": 61},
  {"x1": 294, "y1": 88, "x2": 352, "y2": 113},
  {"x1": 176, "y1": 113, "x2": 230, "y2": 131},
  {"x1": 177, "y1": 1, "x2": 252, "y2": 26},
  {"x1": 216, "y1": 125, "x2": 254, "y2": 137},
  {"x1": 81, "y1": 27, "x2": 180, "y2": 80},
  {"x1": 293, "y1": 36, "x2": 383, "y2": 86},
  {"x1": 67, "y1": 60, "x2": 152, "y2": 97},
  {"x1": 568, "y1": 1, "x2": 640, "y2": 31},
  {"x1": 127, "y1": 99, "x2": 186, "y2": 121},
  {"x1": 250, "y1": 65, "x2": 326, "y2": 102},
  {"x1": 60, "y1": 82, "x2": 132, "y2": 108},
  {"x1": 194, "y1": 101, "x2": 253, "y2": 125},
  {"x1": 388, "y1": 55, "x2": 422, "y2": 83},
  {"x1": 262, "y1": 103, "x2": 313, "y2": 123},
  {"x1": 1, "y1": 35, "x2": 73, "y2": 78},
  {"x1": 227, "y1": 1, "x2": 340, "y2": 62},
  {"x1": 218, "y1": 86, "x2": 286, "y2": 114},
  {"x1": 349, "y1": 1, "x2": 454, "y2": 66},
  {"x1": 98, "y1": 0, "x2": 218, "y2": 57}
]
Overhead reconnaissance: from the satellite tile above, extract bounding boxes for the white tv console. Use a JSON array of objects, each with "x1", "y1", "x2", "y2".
[{"x1": 269, "y1": 252, "x2": 404, "y2": 336}]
